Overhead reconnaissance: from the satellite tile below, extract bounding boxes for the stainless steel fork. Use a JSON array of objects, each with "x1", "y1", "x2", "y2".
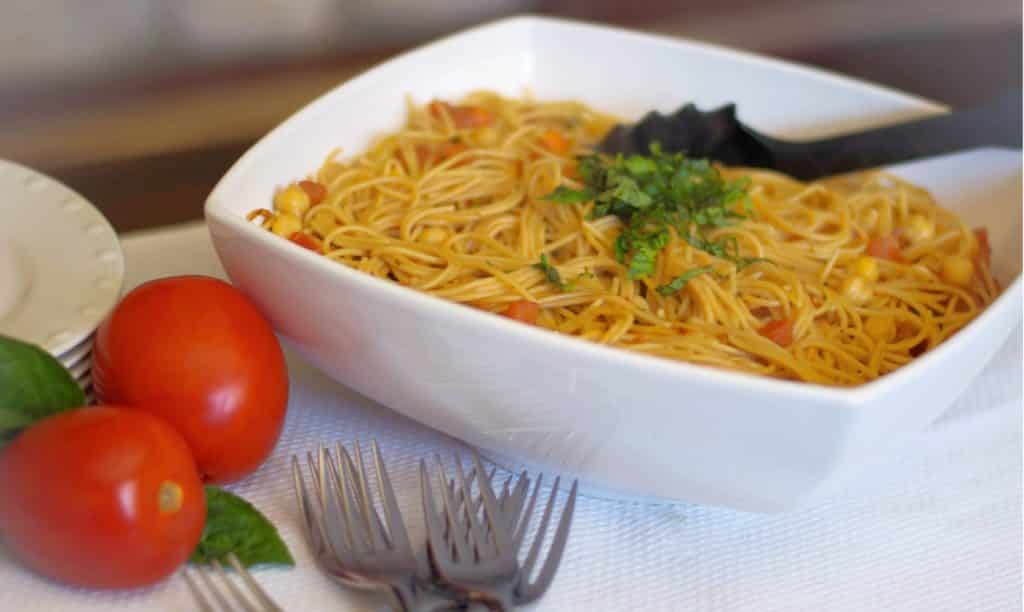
[
  {"x1": 292, "y1": 440, "x2": 459, "y2": 611},
  {"x1": 183, "y1": 553, "x2": 284, "y2": 612},
  {"x1": 421, "y1": 451, "x2": 578, "y2": 611}
]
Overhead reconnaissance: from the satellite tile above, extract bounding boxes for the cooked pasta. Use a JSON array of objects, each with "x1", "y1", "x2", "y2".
[{"x1": 249, "y1": 91, "x2": 998, "y2": 386}]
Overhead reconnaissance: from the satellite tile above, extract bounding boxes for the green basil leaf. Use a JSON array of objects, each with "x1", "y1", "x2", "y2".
[
  {"x1": 623, "y1": 155, "x2": 657, "y2": 175},
  {"x1": 532, "y1": 254, "x2": 566, "y2": 290},
  {"x1": 544, "y1": 185, "x2": 594, "y2": 204},
  {"x1": 656, "y1": 266, "x2": 714, "y2": 296},
  {"x1": 191, "y1": 486, "x2": 294, "y2": 568},
  {"x1": 568, "y1": 146, "x2": 764, "y2": 271},
  {"x1": 0, "y1": 335, "x2": 85, "y2": 446}
]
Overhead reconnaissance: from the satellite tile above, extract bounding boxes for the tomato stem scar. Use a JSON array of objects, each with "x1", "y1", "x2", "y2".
[{"x1": 158, "y1": 481, "x2": 184, "y2": 514}]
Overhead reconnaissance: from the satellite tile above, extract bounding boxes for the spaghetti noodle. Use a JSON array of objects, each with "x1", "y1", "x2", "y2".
[{"x1": 250, "y1": 91, "x2": 997, "y2": 386}]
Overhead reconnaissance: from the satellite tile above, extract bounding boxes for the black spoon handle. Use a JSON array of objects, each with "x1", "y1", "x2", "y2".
[{"x1": 762, "y1": 89, "x2": 1022, "y2": 180}]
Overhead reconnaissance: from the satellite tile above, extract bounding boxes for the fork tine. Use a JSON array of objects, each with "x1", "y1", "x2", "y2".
[
  {"x1": 182, "y1": 566, "x2": 216, "y2": 612},
  {"x1": 453, "y1": 452, "x2": 490, "y2": 557},
  {"x1": 306, "y1": 450, "x2": 323, "y2": 511},
  {"x1": 507, "y1": 472, "x2": 531, "y2": 531},
  {"x1": 346, "y1": 443, "x2": 395, "y2": 553},
  {"x1": 421, "y1": 458, "x2": 453, "y2": 569},
  {"x1": 335, "y1": 443, "x2": 379, "y2": 552},
  {"x1": 513, "y1": 473, "x2": 543, "y2": 554},
  {"x1": 470, "y1": 451, "x2": 510, "y2": 556},
  {"x1": 193, "y1": 561, "x2": 234, "y2": 611},
  {"x1": 291, "y1": 455, "x2": 321, "y2": 552},
  {"x1": 518, "y1": 480, "x2": 578, "y2": 601},
  {"x1": 435, "y1": 455, "x2": 472, "y2": 563},
  {"x1": 323, "y1": 446, "x2": 367, "y2": 555},
  {"x1": 371, "y1": 440, "x2": 412, "y2": 555},
  {"x1": 350, "y1": 441, "x2": 382, "y2": 548},
  {"x1": 228, "y1": 553, "x2": 285, "y2": 612},
  {"x1": 212, "y1": 558, "x2": 259, "y2": 612},
  {"x1": 485, "y1": 467, "x2": 499, "y2": 515},
  {"x1": 353, "y1": 442, "x2": 394, "y2": 551},
  {"x1": 307, "y1": 448, "x2": 353, "y2": 562},
  {"x1": 498, "y1": 476, "x2": 512, "y2": 516},
  {"x1": 521, "y1": 475, "x2": 559, "y2": 577},
  {"x1": 458, "y1": 465, "x2": 491, "y2": 519},
  {"x1": 468, "y1": 467, "x2": 509, "y2": 562}
]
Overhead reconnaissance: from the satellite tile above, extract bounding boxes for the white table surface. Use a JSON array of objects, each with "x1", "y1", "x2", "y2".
[{"x1": 2, "y1": 221, "x2": 1021, "y2": 611}]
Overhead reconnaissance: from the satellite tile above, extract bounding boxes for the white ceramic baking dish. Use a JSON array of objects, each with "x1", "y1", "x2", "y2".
[{"x1": 206, "y1": 16, "x2": 1022, "y2": 511}]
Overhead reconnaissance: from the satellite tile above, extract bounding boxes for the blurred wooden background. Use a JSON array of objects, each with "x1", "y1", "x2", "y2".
[{"x1": 0, "y1": 0, "x2": 1019, "y2": 232}]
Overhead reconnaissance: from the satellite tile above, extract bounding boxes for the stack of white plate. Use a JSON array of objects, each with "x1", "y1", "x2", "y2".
[
  {"x1": 0, "y1": 160, "x2": 124, "y2": 405},
  {"x1": 56, "y1": 333, "x2": 98, "y2": 403}
]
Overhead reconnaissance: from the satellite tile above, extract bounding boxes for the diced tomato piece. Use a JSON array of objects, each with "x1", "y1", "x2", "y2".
[
  {"x1": 503, "y1": 300, "x2": 539, "y2": 325},
  {"x1": 438, "y1": 141, "x2": 468, "y2": 160},
  {"x1": 866, "y1": 235, "x2": 903, "y2": 262},
  {"x1": 288, "y1": 232, "x2": 322, "y2": 254},
  {"x1": 429, "y1": 100, "x2": 493, "y2": 129},
  {"x1": 758, "y1": 319, "x2": 794, "y2": 347},
  {"x1": 397, "y1": 145, "x2": 432, "y2": 173},
  {"x1": 298, "y1": 180, "x2": 327, "y2": 205},
  {"x1": 428, "y1": 100, "x2": 447, "y2": 120},
  {"x1": 973, "y1": 227, "x2": 991, "y2": 268},
  {"x1": 909, "y1": 339, "x2": 929, "y2": 357},
  {"x1": 415, "y1": 145, "x2": 432, "y2": 165},
  {"x1": 563, "y1": 162, "x2": 580, "y2": 180},
  {"x1": 540, "y1": 129, "x2": 570, "y2": 155},
  {"x1": 452, "y1": 106, "x2": 493, "y2": 128}
]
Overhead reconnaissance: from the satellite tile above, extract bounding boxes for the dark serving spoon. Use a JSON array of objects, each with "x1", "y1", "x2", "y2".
[{"x1": 598, "y1": 89, "x2": 1021, "y2": 180}]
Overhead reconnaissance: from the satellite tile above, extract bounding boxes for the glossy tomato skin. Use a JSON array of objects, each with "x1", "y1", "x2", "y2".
[
  {"x1": 0, "y1": 407, "x2": 205, "y2": 589},
  {"x1": 93, "y1": 276, "x2": 288, "y2": 483}
]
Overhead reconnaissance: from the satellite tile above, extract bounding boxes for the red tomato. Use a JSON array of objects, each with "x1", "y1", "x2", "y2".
[
  {"x1": 297, "y1": 180, "x2": 327, "y2": 205},
  {"x1": 758, "y1": 319, "x2": 795, "y2": 347},
  {"x1": 93, "y1": 276, "x2": 288, "y2": 483},
  {"x1": 438, "y1": 141, "x2": 468, "y2": 160},
  {"x1": 504, "y1": 300, "x2": 540, "y2": 324},
  {"x1": 289, "y1": 232, "x2": 322, "y2": 254},
  {"x1": 429, "y1": 100, "x2": 494, "y2": 128},
  {"x1": 540, "y1": 129, "x2": 571, "y2": 155},
  {"x1": 0, "y1": 407, "x2": 205, "y2": 589},
  {"x1": 866, "y1": 235, "x2": 903, "y2": 262}
]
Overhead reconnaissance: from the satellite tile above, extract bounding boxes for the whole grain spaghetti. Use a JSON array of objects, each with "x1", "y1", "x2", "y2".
[{"x1": 249, "y1": 91, "x2": 998, "y2": 386}]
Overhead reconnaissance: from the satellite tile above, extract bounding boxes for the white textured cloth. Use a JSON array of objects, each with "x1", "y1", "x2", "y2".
[{"x1": 2, "y1": 222, "x2": 1020, "y2": 611}]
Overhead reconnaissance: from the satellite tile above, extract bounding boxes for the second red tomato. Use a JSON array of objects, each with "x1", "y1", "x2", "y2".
[{"x1": 93, "y1": 276, "x2": 288, "y2": 483}]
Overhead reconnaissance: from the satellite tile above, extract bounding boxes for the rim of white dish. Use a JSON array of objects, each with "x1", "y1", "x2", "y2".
[{"x1": 0, "y1": 160, "x2": 124, "y2": 356}]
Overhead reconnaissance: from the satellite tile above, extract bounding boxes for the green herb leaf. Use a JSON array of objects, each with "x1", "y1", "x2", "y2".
[
  {"x1": 545, "y1": 185, "x2": 594, "y2": 204},
  {"x1": 607, "y1": 175, "x2": 653, "y2": 209},
  {"x1": 0, "y1": 335, "x2": 85, "y2": 446},
  {"x1": 533, "y1": 254, "x2": 565, "y2": 289},
  {"x1": 547, "y1": 145, "x2": 760, "y2": 277},
  {"x1": 735, "y1": 256, "x2": 770, "y2": 271},
  {"x1": 190, "y1": 486, "x2": 294, "y2": 568},
  {"x1": 532, "y1": 256, "x2": 594, "y2": 291},
  {"x1": 656, "y1": 266, "x2": 713, "y2": 296}
]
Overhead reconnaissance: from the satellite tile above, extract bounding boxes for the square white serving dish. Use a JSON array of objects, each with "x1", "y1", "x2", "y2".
[{"x1": 206, "y1": 16, "x2": 1022, "y2": 512}]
